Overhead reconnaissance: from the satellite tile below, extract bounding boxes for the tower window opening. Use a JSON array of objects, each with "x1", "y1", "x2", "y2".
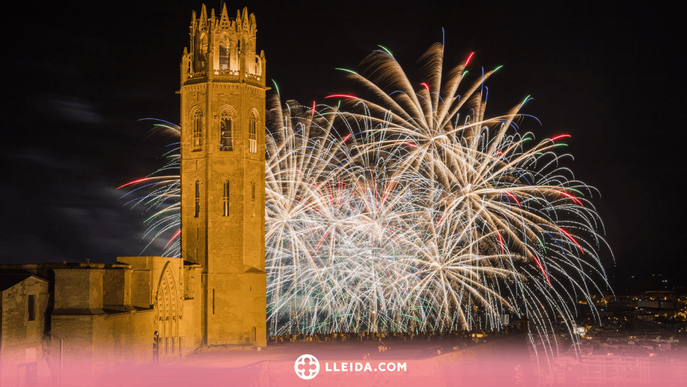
[
  {"x1": 199, "y1": 34, "x2": 208, "y2": 68},
  {"x1": 219, "y1": 34, "x2": 230, "y2": 70},
  {"x1": 220, "y1": 112, "x2": 233, "y2": 151},
  {"x1": 248, "y1": 113, "x2": 257, "y2": 154},
  {"x1": 192, "y1": 110, "x2": 203, "y2": 151},
  {"x1": 194, "y1": 180, "x2": 200, "y2": 217},
  {"x1": 223, "y1": 180, "x2": 230, "y2": 216},
  {"x1": 28, "y1": 295, "x2": 35, "y2": 321}
]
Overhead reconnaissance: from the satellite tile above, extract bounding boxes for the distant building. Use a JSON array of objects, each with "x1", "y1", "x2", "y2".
[{"x1": 0, "y1": 274, "x2": 48, "y2": 385}]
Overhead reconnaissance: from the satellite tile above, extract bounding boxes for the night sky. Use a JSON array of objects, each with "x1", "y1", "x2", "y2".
[{"x1": 2, "y1": 1, "x2": 685, "y2": 294}]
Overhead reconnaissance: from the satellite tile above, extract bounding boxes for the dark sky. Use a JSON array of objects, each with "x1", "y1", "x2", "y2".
[{"x1": 2, "y1": 1, "x2": 685, "y2": 293}]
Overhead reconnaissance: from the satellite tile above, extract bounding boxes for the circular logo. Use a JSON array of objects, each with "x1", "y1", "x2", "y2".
[{"x1": 294, "y1": 354, "x2": 320, "y2": 380}]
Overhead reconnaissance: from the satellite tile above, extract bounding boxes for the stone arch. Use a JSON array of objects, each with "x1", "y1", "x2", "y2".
[{"x1": 154, "y1": 262, "x2": 182, "y2": 356}]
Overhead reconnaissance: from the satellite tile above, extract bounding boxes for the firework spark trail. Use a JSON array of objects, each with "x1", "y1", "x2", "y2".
[
  {"x1": 120, "y1": 43, "x2": 612, "y2": 356},
  {"x1": 323, "y1": 43, "x2": 612, "y2": 350}
]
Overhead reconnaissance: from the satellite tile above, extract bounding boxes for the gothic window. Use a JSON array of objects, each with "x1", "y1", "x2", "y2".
[
  {"x1": 220, "y1": 111, "x2": 233, "y2": 151},
  {"x1": 194, "y1": 180, "x2": 200, "y2": 217},
  {"x1": 219, "y1": 34, "x2": 230, "y2": 70},
  {"x1": 192, "y1": 110, "x2": 203, "y2": 151},
  {"x1": 223, "y1": 180, "x2": 230, "y2": 216},
  {"x1": 248, "y1": 112, "x2": 258, "y2": 154}
]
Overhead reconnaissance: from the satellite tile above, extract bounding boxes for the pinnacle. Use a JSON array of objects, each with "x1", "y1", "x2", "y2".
[
  {"x1": 220, "y1": 3, "x2": 229, "y2": 20},
  {"x1": 199, "y1": 4, "x2": 208, "y2": 29},
  {"x1": 219, "y1": 3, "x2": 230, "y2": 30}
]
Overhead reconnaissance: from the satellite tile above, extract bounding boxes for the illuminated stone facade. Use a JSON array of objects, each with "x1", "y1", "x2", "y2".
[
  {"x1": 179, "y1": 4, "x2": 267, "y2": 347},
  {"x1": 0, "y1": 5, "x2": 267, "y2": 384}
]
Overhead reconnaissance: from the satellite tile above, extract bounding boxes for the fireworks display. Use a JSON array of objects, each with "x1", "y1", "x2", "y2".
[{"x1": 120, "y1": 43, "x2": 611, "y2": 354}]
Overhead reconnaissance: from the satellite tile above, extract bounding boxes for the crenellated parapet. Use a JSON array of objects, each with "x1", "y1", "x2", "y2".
[{"x1": 180, "y1": 5, "x2": 266, "y2": 87}]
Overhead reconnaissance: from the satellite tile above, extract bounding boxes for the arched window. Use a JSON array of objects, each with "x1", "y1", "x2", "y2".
[
  {"x1": 220, "y1": 111, "x2": 233, "y2": 151},
  {"x1": 248, "y1": 112, "x2": 257, "y2": 154},
  {"x1": 194, "y1": 180, "x2": 200, "y2": 217},
  {"x1": 219, "y1": 34, "x2": 230, "y2": 70},
  {"x1": 192, "y1": 110, "x2": 203, "y2": 151},
  {"x1": 222, "y1": 180, "x2": 230, "y2": 216},
  {"x1": 254, "y1": 55, "x2": 261, "y2": 75}
]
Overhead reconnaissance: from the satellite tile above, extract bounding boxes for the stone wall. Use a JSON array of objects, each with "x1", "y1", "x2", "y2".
[
  {"x1": 0, "y1": 259, "x2": 206, "y2": 386},
  {"x1": 0, "y1": 276, "x2": 49, "y2": 386},
  {"x1": 47, "y1": 260, "x2": 198, "y2": 376},
  {"x1": 206, "y1": 271, "x2": 266, "y2": 346}
]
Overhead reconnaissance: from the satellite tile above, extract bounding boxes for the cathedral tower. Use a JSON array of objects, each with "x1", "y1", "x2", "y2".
[{"x1": 179, "y1": 5, "x2": 266, "y2": 346}]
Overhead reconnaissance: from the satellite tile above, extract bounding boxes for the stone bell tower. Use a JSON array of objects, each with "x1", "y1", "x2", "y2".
[{"x1": 179, "y1": 4, "x2": 266, "y2": 346}]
